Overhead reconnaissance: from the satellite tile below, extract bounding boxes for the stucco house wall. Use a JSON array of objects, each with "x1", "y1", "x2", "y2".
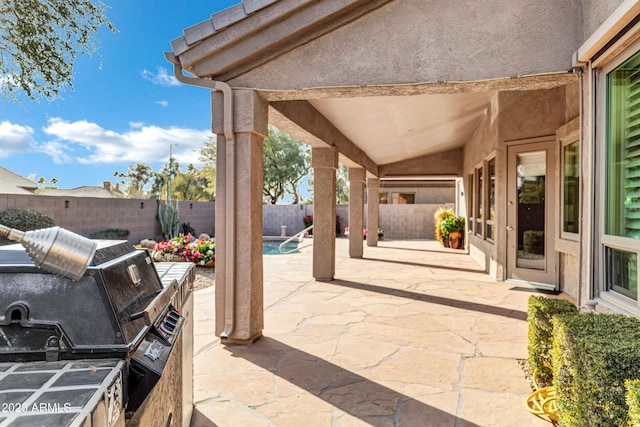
[{"x1": 233, "y1": 0, "x2": 581, "y2": 89}]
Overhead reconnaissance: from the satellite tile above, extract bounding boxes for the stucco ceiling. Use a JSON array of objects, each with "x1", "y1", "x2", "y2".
[{"x1": 308, "y1": 91, "x2": 494, "y2": 166}]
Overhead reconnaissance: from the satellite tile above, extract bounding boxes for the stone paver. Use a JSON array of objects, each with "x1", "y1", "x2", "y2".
[{"x1": 191, "y1": 239, "x2": 553, "y2": 427}]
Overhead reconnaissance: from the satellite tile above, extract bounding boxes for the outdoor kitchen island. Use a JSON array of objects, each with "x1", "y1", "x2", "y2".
[{"x1": 0, "y1": 238, "x2": 195, "y2": 427}]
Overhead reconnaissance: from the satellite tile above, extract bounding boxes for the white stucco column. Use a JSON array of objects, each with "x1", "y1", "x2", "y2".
[
  {"x1": 312, "y1": 147, "x2": 338, "y2": 281},
  {"x1": 213, "y1": 89, "x2": 268, "y2": 344},
  {"x1": 367, "y1": 177, "x2": 380, "y2": 247},
  {"x1": 348, "y1": 167, "x2": 366, "y2": 258}
]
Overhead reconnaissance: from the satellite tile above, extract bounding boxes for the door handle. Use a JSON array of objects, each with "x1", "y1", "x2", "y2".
[{"x1": 506, "y1": 225, "x2": 513, "y2": 231}]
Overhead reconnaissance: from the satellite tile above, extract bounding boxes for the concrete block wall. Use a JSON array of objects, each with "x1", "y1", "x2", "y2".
[
  {"x1": 377, "y1": 203, "x2": 455, "y2": 240},
  {"x1": 0, "y1": 195, "x2": 454, "y2": 243},
  {"x1": 263, "y1": 203, "x2": 455, "y2": 240},
  {"x1": 0, "y1": 194, "x2": 215, "y2": 244}
]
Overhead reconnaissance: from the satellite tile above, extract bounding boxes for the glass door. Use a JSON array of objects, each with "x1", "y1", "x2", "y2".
[{"x1": 507, "y1": 140, "x2": 557, "y2": 288}]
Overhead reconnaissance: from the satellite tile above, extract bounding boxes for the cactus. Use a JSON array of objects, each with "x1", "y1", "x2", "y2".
[{"x1": 157, "y1": 199, "x2": 180, "y2": 240}]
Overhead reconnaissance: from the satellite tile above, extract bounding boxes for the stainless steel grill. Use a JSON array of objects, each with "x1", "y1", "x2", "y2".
[{"x1": 0, "y1": 229, "x2": 194, "y2": 427}]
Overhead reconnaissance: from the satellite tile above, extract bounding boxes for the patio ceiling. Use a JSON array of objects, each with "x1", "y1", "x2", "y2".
[{"x1": 307, "y1": 91, "x2": 494, "y2": 166}]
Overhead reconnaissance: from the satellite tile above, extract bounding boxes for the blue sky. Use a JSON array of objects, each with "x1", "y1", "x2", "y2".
[{"x1": 0, "y1": 0, "x2": 239, "y2": 188}]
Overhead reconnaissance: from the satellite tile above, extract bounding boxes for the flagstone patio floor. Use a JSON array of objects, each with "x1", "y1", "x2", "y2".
[{"x1": 190, "y1": 238, "x2": 557, "y2": 427}]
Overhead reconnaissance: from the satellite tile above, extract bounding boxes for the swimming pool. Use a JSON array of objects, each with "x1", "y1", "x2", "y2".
[{"x1": 262, "y1": 240, "x2": 299, "y2": 255}]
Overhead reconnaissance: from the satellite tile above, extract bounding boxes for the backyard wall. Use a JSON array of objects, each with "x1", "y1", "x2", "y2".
[
  {"x1": 0, "y1": 194, "x2": 215, "y2": 243},
  {"x1": 0, "y1": 195, "x2": 453, "y2": 243},
  {"x1": 264, "y1": 203, "x2": 454, "y2": 240}
]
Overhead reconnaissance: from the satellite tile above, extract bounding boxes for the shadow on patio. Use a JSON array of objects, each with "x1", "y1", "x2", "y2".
[{"x1": 191, "y1": 239, "x2": 551, "y2": 426}]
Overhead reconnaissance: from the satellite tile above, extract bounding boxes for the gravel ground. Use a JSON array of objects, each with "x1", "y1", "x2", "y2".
[{"x1": 193, "y1": 267, "x2": 215, "y2": 290}]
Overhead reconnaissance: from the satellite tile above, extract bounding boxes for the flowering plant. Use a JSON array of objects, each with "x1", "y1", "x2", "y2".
[
  {"x1": 152, "y1": 234, "x2": 216, "y2": 265},
  {"x1": 183, "y1": 239, "x2": 215, "y2": 265},
  {"x1": 152, "y1": 233, "x2": 193, "y2": 260},
  {"x1": 440, "y1": 216, "x2": 465, "y2": 239}
]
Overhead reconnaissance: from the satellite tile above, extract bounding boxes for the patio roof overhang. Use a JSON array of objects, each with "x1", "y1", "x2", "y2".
[{"x1": 169, "y1": 0, "x2": 578, "y2": 178}]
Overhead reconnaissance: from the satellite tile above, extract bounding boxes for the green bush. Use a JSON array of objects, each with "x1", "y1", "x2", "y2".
[
  {"x1": 626, "y1": 379, "x2": 640, "y2": 427},
  {"x1": 523, "y1": 230, "x2": 545, "y2": 254},
  {"x1": 89, "y1": 228, "x2": 130, "y2": 240},
  {"x1": 182, "y1": 222, "x2": 195, "y2": 236},
  {"x1": 527, "y1": 295, "x2": 578, "y2": 381},
  {"x1": 0, "y1": 208, "x2": 56, "y2": 245},
  {"x1": 552, "y1": 313, "x2": 640, "y2": 426}
]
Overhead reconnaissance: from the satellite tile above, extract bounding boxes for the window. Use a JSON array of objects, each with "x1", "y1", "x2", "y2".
[
  {"x1": 486, "y1": 158, "x2": 496, "y2": 242},
  {"x1": 379, "y1": 192, "x2": 389, "y2": 204},
  {"x1": 475, "y1": 167, "x2": 483, "y2": 236},
  {"x1": 467, "y1": 173, "x2": 474, "y2": 235},
  {"x1": 606, "y1": 50, "x2": 640, "y2": 240},
  {"x1": 601, "y1": 47, "x2": 640, "y2": 302},
  {"x1": 562, "y1": 139, "x2": 580, "y2": 236},
  {"x1": 391, "y1": 193, "x2": 415, "y2": 204}
]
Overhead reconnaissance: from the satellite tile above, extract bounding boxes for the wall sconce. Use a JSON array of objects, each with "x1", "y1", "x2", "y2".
[
  {"x1": 140, "y1": 202, "x2": 144, "y2": 209},
  {"x1": 64, "y1": 200, "x2": 69, "y2": 209},
  {"x1": 190, "y1": 203, "x2": 193, "y2": 209}
]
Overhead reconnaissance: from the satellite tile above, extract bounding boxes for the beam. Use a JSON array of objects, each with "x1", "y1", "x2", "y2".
[{"x1": 270, "y1": 101, "x2": 378, "y2": 176}]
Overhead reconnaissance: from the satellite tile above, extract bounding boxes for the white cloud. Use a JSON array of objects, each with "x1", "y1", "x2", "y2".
[
  {"x1": 42, "y1": 117, "x2": 211, "y2": 166},
  {"x1": 129, "y1": 121, "x2": 145, "y2": 129},
  {"x1": 155, "y1": 100, "x2": 169, "y2": 107},
  {"x1": 40, "y1": 141, "x2": 72, "y2": 164},
  {"x1": 141, "y1": 67, "x2": 180, "y2": 87},
  {"x1": 0, "y1": 121, "x2": 36, "y2": 157}
]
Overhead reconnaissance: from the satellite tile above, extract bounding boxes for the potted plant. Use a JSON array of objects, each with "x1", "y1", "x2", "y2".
[
  {"x1": 434, "y1": 207, "x2": 455, "y2": 247},
  {"x1": 440, "y1": 216, "x2": 465, "y2": 249}
]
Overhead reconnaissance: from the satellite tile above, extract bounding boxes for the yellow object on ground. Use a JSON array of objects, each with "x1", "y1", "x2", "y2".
[{"x1": 525, "y1": 366, "x2": 558, "y2": 422}]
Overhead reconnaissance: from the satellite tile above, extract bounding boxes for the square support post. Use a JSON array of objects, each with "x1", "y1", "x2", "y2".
[
  {"x1": 311, "y1": 147, "x2": 338, "y2": 281},
  {"x1": 367, "y1": 177, "x2": 380, "y2": 247},
  {"x1": 348, "y1": 167, "x2": 366, "y2": 258},
  {"x1": 212, "y1": 89, "x2": 268, "y2": 344}
]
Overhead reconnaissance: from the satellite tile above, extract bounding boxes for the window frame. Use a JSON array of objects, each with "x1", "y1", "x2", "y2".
[
  {"x1": 486, "y1": 157, "x2": 496, "y2": 243},
  {"x1": 467, "y1": 156, "x2": 495, "y2": 244},
  {"x1": 597, "y1": 38, "x2": 640, "y2": 308},
  {"x1": 475, "y1": 165, "x2": 484, "y2": 238},
  {"x1": 560, "y1": 133, "x2": 580, "y2": 242}
]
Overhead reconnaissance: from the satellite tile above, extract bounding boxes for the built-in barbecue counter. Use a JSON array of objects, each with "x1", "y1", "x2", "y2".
[{"x1": 0, "y1": 235, "x2": 194, "y2": 427}]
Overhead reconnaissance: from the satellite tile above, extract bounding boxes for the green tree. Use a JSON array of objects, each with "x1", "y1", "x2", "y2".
[
  {"x1": 263, "y1": 126, "x2": 310, "y2": 204},
  {"x1": 0, "y1": 0, "x2": 115, "y2": 102},
  {"x1": 198, "y1": 136, "x2": 216, "y2": 199},
  {"x1": 173, "y1": 164, "x2": 211, "y2": 201},
  {"x1": 114, "y1": 163, "x2": 155, "y2": 198},
  {"x1": 336, "y1": 164, "x2": 349, "y2": 204}
]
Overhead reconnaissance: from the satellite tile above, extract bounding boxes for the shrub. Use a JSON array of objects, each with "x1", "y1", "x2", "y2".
[
  {"x1": 523, "y1": 230, "x2": 545, "y2": 254},
  {"x1": 552, "y1": 313, "x2": 640, "y2": 426},
  {"x1": 626, "y1": 379, "x2": 640, "y2": 426},
  {"x1": 182, "y1": 222, "x2": 196, "y2": 236},
  {"x1": 89, "y1": 228, "x2": 130, "y2": 240},
  {"x1": 301, "y1": 215, "x2": 342, "y2": 236},
  {"x1": 527, "y1": 296, "x2": 578, "y2": 381},
  {"x1": 433, "y1": 207, "x2": 454, "y2": 242},
  {"x1": 440, "y1": 216, "x2": 465, "y2": 239},
  {"x1": 0, "y1": 209, "x2": 56, "y2": 245}
]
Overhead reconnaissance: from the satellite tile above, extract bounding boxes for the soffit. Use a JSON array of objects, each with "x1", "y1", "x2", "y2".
[{"x1": 307, "y1": 92, "x2": 494, "y2": 166}]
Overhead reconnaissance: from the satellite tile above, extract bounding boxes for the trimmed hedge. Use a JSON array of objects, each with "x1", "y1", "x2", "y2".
[
  {"x1": 626, "y1": 379, "x2": 640, "y2": 427},
  {"x1": 552, "y1": 313, "x2": 640, "y2": 427},
  {"x1": 0, "y1": 208, "x2": 56, "y2": 245},
  {"x1": 88, "y1": 228, "x2": 130, "y2": 240},
  {"x1": 527, "y1": 295, "x2": 578, "y2": 381}
]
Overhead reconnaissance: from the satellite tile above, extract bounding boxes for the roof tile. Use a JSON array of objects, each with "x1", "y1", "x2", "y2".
[{"x1": 212, "y1": 3, "x2": 248, "y2": 31}]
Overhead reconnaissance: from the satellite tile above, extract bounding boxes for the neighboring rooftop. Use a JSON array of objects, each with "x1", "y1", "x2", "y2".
[{"x1": 0, "y1": 166, "x2": 38, "y2": 195}]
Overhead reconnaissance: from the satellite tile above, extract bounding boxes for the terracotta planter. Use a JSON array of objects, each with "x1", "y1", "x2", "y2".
[
  {"x1": 448, "y1": 231, "x2": 464, "y2": 249},
  {"x1": 201, "y1": 260, "x2": 215, "y2": 268}
]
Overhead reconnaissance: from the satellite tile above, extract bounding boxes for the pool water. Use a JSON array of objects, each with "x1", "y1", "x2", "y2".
[{"x1": 262, "y1": 241, "x2": 299, "y2": 255}]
